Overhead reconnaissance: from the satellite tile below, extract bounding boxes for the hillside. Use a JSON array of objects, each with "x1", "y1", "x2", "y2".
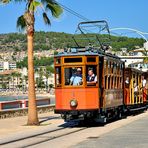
[{"x1": 0, "y1": 31, "x2": 145, "y2": 52}]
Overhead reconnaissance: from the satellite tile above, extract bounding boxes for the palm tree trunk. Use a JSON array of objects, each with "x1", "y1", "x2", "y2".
[{"x1": 27, "y1": 34, "x2": 39, "y2": 125}]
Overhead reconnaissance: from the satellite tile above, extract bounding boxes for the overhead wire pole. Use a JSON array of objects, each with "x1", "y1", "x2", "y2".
[
  {"x1": 56, "y1": 2, "x2": 111, "y2": 50},
  {"x1": 56, "y1": 2, "x2": 115, "y2": 53},
  {"x1": 110, "y1": 28, "x2": 148, "y2": 41},
  {"x1": 57, "y1": 2, "x2": 109, "y2": 33},
  {"x1": 56, "y1": 1, "x2": 92, "y2": 47},
  {"x1": 110, "y1": 28, "x2": 148, "y2": 56}
]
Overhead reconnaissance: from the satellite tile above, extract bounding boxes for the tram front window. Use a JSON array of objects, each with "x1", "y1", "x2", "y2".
[{"x1": 64, "y1": 67, "x2": 83, "y2": 86}]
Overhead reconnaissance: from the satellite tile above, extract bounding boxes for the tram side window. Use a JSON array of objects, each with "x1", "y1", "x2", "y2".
[
  {"x1": 104, "y1": 60, "x2": 107, "y2": 74},
  {"x1": 117, "y1": 77, "x2": 119, "y2": 88},
  {"x1": 111, "y1": 76, "x2": 114, "y2": 89},
  {"x1": 108, "y1": 76, "x2": 111, "y2": 89},
  {"x1": 64, "y1": 67, "x2": 83, "y2": 86},
  {"x1": 105, "y1": 76, "x2": 107, "y2": 89},
  {"x1": 114, "y1": 77, "x2": 117, "y2": 88},
  {"x1": 108, "y1": 61, "x2": 110, "y2": 74},
  {"x1": 55, "y1": 67, "x2": 61, "y2": 87},
  {"x1": 120, "y1": 77, "x2": 123, "y2": 89},
  {"x1": 55, "y1": 58, "x2": 60, "y2": 64},
  {"x1": 111, "y1": 62, "x2": 114, "y2": 74},
  {"x1": 117, "y1": 64, "x2": 120, "y2": 74},
  {"x1": 86, "y1": 66, "x2": 98, "y2": 86}
]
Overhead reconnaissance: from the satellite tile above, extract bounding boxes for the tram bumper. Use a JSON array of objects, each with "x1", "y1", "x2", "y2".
[{"x1": 54, "y1": 109, "x2": 98, "y2": 122}]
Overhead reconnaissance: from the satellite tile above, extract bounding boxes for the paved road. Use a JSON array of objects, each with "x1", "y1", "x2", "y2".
[
  {"x1": 73, "y1": 114, "x2": 148, "y2": 148},
  {"x1": 1, "y1": 110, "x2": 148, "y2": 148}
]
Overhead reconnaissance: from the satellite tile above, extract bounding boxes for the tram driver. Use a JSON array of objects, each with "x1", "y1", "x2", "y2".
[{"x1": 87, "y1": 69, "x2": 97, "y2": 85}]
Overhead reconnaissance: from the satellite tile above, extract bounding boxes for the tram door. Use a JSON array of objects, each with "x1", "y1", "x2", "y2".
[{"x1": 99, "y1": 56, "x2": 104, "y2": 108}]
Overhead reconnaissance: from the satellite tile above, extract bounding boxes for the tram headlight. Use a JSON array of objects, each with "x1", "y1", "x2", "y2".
[{"x1": 70, "y1": 99, "x2": 78, "y2": 107}]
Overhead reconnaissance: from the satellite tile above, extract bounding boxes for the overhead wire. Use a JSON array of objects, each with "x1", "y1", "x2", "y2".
[
  {"x1": 56, "y1": 1, "x2": 90, "y2": 22},
  {"x1": 56, "y1": 1, "x2": 110, "y2": 48},
  {"x1": 56, "y1": 2, "x2": 109, "y2": 34}
]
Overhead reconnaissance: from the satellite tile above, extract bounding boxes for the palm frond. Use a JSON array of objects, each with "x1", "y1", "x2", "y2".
[
  {"x1": 41, "y1": 0, "x2": 63, "y2": 18},
  {"x1": 0, "y1": 0, "x2": 11, "y2": 4},
  {"x1": 46, "y1": 3, "x2": 63, "y2": 18},
  {"x1": 16, "y1": 15, "x2": 26, "y2": 31},
  {"x1": 14, "y1": 0, "x2": 27, "y2": 2},
  {"x1": 41, "y1": 0, "x2": 54, "y2": 5},
  {"x1": 1, "y1": 0, "x2": 27, "y2": 3},
  {"x1": 0, "y1": 0, "x2": 27, "y2": 5},
  {"x1": 29, "y1": 0, "x2": 42, "y2": 11},
  {"x1": 43, "y1": 12, "x2": 51, "y2": 25}
]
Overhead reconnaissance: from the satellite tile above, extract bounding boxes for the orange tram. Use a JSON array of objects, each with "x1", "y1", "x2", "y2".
[
  {"x1": 54, "y1": 21, "x2": 148, "y2": 123},
  {"x1": 54, "y1": 48, "x2": 147, "y2": 123}
]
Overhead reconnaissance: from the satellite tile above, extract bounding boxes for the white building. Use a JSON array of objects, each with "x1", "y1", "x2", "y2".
[
  {"x1": 0, "y1": 61, "x2": 17, "y2": 72},
  {"x1": 119, "y1": 42, "x2": 148, "y2": 72},
  {"x1": 9, "y1": 62, "x2": 17, "y2": 70}
]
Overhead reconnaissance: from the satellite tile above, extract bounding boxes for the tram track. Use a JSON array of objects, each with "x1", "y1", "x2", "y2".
[
  {"x1": 23, "y1": 127, "x2": 87, "y2": 148},
  {"x1": 0, "y1": 122, "x2": 88, "y2": 148},
  {"x1": 1, "y1": 112, "x2": 148, "y2": 148}
]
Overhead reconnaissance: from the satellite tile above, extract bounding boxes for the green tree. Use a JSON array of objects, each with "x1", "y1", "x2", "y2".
[
  {"x1": 44, "y1": 66, "x2": 54, "y2": 92},
  {"x1": 0, "y1": 75, "x2": 4, "y2": 89},
  {"x1": 1, "y1": 0, "x2": 63, "y2": 125}
]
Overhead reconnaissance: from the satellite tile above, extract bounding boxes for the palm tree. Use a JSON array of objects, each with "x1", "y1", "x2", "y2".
[{"x1": 1, "y1": 0, "x2": 63, "y2": 125}]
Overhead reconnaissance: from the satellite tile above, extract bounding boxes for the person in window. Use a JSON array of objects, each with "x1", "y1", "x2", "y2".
[
  {"x1": 134, "y1": 82, "x2": 139, "y2": 103},
  {"x1": 87, "y1": 69, "x2": 97, "y2": 85},
  {"x1": 142, "y1": 76, "x2": 146, "y2": 88},
  {"x1": 70, "y1": 68, "x2": 82, "y2": 86},
  {"x1": 134, "y1": 82, "x2": 139, "y2": 93},
  {"x1": 125, "y1": 77, "x2": 129, "y2": 88},
  {"x1": 125, "y1": 77, "x2": 129, "y2": 84}
]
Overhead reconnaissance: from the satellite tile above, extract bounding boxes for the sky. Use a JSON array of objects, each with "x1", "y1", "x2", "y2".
[{"x1": 0, "y1": 0, "x2": 148, "y2": 38}]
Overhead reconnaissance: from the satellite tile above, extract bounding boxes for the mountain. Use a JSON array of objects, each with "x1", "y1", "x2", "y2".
[{"x1": 0, "y1": 31, "x2": 145, "y2": 52}]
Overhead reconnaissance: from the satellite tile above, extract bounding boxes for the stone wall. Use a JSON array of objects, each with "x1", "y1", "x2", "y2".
[{"x1": 0, "y1": 104, "x2": 55, "y2": 119}]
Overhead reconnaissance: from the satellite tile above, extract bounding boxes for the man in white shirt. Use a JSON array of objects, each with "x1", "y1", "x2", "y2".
[{"x1": 86, "y1": 69, "x2": 97, "y2": 85}]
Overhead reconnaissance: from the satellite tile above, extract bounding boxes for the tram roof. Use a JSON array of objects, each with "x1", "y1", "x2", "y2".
[
  {"x1": 125, "y1": 67, "x2": 144, "y2": 74},
  {"x1": 55, "y1": 47, "x2": 121, "y2": 60}
]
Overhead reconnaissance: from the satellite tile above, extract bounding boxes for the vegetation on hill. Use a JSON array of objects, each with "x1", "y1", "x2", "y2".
[
  {"x1": 0, "y1": 31, "x2": 145, "y2": 52},
  {"x1": 16, "y1": 57, "x2": 54, "y2": 68}
]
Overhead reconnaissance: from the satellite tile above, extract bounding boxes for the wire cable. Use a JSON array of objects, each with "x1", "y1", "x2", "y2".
[{"x1": 56, "y1": 1, "x2": 90, "y2": 21}]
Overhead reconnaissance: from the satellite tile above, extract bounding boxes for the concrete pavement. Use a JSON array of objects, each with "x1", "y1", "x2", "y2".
[
  {"x1": 1, "y1": 110, "x2": 148, "y2": 147},
  {"x1": 73, "y1": 112, "x2": 148, "y2": 148},
  {"x1": 0, "y1": 111, "x2": 64, "y2": 143}
]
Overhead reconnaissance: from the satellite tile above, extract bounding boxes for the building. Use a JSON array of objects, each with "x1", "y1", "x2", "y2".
[
  {"x1": 0, "y1": 61, "x2": 16, "y2": 72},
  {"x1": 0, "y1": 69, "x2": 21, "y2": 89},
  {"x1": 119, "y1": 42, "x2": 148, "y2": 72}
]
